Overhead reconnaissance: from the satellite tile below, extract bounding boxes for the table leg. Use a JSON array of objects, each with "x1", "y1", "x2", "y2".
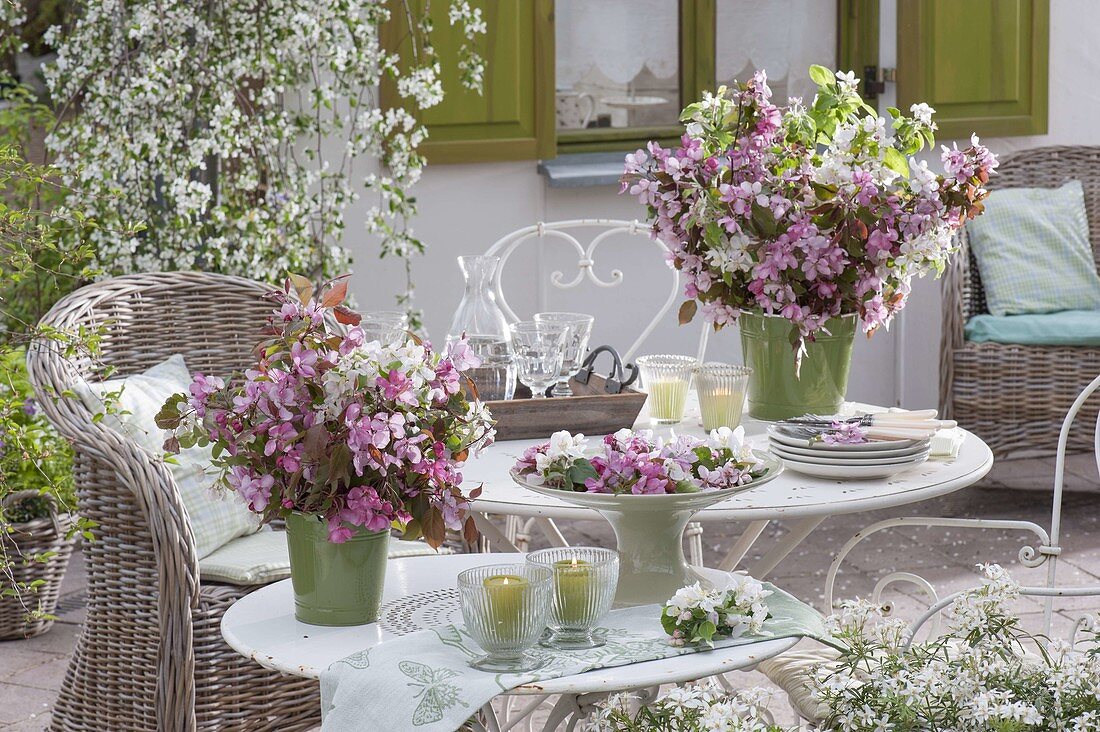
[
  {"x1": 473, "y1": 512, "x2": 522, "y2": 552},
  {"x1": 747, "y1": 517, "x2": 825, "y2": 578},
  {"x1": 685, "y1": 521, "x2": 704, "y2": 566},
  {"x1": 534, "y1": 517, "x2": 570, "y2": 548},
  {"x1": 541, "y1": 694, "x2": 582, "y2": 731},
  {"x1": 717, "y1": 520, "x2": 770, "y2": 571}
]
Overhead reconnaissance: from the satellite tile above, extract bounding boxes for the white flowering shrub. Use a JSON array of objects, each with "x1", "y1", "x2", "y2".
[
  {"x1": 44, "y1": 0, "x2": 484, "y2": 321},
  {"x1": 585, "y1": 682, "x2": 785, "y2": 732},
  {"x1": 588, "y1": 565, "x2": 1100, "y2": 731},
  {"x1": 813, "y1": 564, "x2": 1100, "y2": 731}
]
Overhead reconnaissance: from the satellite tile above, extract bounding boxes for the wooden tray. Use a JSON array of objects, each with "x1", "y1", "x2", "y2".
[{"x1": 486, "y1": 374, "x2": 647, "y2": 441}]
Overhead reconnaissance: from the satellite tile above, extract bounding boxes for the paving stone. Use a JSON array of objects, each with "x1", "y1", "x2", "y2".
[
  {"x1": 4, "y1": 656, "x2": 70, "y2": 691},
  {"x1": 0, "y1": 683, "x2": 53, "y2": 726}
]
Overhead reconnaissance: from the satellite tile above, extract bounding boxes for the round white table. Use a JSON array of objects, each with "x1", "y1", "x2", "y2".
[
  {"x1": 221, "y1": 554, "x2": 799, "y2": 730},
  {"x1": 465, "y1": 405, "x2": 995, "y2": 575}
]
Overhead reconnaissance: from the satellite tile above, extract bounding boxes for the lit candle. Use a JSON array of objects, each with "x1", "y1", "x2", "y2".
[
  {"x1": 700, "y1": 389, "x2": 745, "y2": 430},
  {"x1": 553, "y1": 557, "x2": 595, "y2": 627},
  {"x1": 648, "y1": 379, "x2": 690, "y2": 423},
  {"x1": 483, "y1": 574, "x2": 528, "y2": 641}
]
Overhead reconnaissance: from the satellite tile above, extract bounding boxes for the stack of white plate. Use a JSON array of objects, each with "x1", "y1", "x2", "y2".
[{"x1": 767, "y1": 424, "x2": 932, "y2": 480}]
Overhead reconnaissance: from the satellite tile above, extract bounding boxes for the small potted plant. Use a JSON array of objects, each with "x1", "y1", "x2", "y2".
[
  {"x1": 622, "y1": 66, "x2": 999, "y2": 419},
  {"x1": 158, "y1": 276, "x2": 496, "y2": 626},
  {"x1": 0, "y1": 347, "x2": 79, "y2": 640}
]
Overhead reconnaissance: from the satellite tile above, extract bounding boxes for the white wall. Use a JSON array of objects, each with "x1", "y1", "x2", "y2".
[{"x1": 347, "y1": 0, "x2": 1100, "y2": 410}]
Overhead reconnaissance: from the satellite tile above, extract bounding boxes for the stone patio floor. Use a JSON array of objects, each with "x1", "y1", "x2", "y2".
[{"x1": 2, "y1": 453, "x2": 1098, "y2": 730}]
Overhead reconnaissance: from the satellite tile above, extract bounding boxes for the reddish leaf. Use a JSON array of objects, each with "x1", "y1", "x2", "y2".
[
  {"x1": 321, "y1": 280, "x2": 348, "y2": 308},
  {"x1": 469, "y1": 484, "x2": 483, "y2": 499},
  {"x1": 422, "y1": 509, "x2": 445, "y2": 549},
  {"x1": 463, "y1": 516, "x2": 480, "y2": 545},
  {"x1": 678, "y1": 299, "x2": 698, "y2": 325},
  {"x1": 334, "y1": 306, "x2": 361, "y2": 326},
  {"x1": 453, "y1": 448, "x2": 468, "y2": 463}
]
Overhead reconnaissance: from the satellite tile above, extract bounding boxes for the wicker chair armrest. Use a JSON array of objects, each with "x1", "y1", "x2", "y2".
[{"x1": 940, "y1": 229, "x2": 971, "y2": 419}]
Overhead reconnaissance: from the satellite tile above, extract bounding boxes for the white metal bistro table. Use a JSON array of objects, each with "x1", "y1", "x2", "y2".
[
  {"x1": 466, "y1": 405, "x2": 995, "y2": 577},
  {"x1": 221, "y1": 554, "x2": 800, "y2": 730}
]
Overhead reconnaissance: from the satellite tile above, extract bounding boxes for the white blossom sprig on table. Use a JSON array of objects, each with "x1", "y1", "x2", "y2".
[
  {"x1": 512, "y1": 426, "x2": 766, "y2": 495},
  {"x1": 661, "y1": 575, "x2": 773, "y2": 647}
]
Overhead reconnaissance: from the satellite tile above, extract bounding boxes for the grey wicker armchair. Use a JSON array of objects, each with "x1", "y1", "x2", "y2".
[
  {"x1": 27, "y1": 272, "x2": 320, "y2": 731},
  {"x1": 940, "y1": 145, "x2": 1100, "y2": 458}
]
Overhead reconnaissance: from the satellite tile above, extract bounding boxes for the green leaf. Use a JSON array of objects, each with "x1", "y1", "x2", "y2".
[
  {"x1": 883, "y1": 147, "x2": 910, "y2": 178},
  {"x1": 566, "y1": 458, "x2": 599, "y2": 488},
  {"x1": 808, "y1": 64, "x2": 834, "y2": 87}
]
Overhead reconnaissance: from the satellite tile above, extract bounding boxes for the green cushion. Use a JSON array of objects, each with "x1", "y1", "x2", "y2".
[
  {"x1": 965, "y1": 310, "x2": 1100, "y2": 346},
  {"x1": 74, "y1": 354, "x2": 260, "y2": 560},
  {"x1": 199, "y1": 527, "x2": 450, "y2": 586},
  {"x1": 967, "y1": 180, "x2": 1100, "y2": 316}
]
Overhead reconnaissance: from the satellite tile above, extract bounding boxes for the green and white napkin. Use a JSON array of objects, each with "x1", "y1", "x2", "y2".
[{"x1": 319, "y1": 584, "x2": 829, "y2": 732}]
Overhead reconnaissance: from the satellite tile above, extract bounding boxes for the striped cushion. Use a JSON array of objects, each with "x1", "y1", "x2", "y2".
[
  {"x1": 967, "y1": 180, "x2": 1100, "y2": 316},
  {"x1": 199, "y1": 527, "x2": 450, "y2": 586}
]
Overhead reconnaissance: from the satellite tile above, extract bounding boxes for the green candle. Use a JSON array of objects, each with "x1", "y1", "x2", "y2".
[
  {"x1": 553, "y1": 557, "x2": 595, "y2": 627},
  {"x1": 483, "y1": 574, "x2": 528, "y2": 641},
  {"x1": 700, "y1": 389, "x2": 745, "y2": 430},
  {"x1": 648, "y1": 379, "x2": 690, "y2": 423}
]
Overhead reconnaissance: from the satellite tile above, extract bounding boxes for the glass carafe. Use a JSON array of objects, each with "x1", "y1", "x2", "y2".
[{"x1": 446, "y1": 255, "x2": 517, "y2": 400}]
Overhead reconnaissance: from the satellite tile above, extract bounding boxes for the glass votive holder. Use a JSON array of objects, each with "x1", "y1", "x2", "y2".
[
  {"x1": 636, "y1": 354, "x2": 696, "y2": 424},
  {"x1": 360, "y1": 310, "x2": 409, "y2": 347},
  {"x1": 526, "y1": 547, "x2": 619, "y2": 650},
  {"x1": 694, "y1": 363, "x2": 752, "y2": 431},
  {"x1": 457, "y1": 563, "x2": 552, "y2": 672}
]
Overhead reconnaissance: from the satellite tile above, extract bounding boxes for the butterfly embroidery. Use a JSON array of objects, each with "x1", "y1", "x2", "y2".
[{"x1": 399, "y1": 660, "x2": 463, "y2": 726}]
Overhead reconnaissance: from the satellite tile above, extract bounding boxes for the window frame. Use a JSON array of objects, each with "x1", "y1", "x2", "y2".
[{"x1": 552, "y1": 0, "x2": 716, "y2": 156}]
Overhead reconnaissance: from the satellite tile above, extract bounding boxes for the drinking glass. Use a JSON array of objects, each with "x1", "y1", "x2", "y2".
[
  {"x1": 457, "y1": 563, "x2": 553, "y2": 672},
  {"x1": 526, "y1": 547, "x2": 619, "y2": 650},
  {"x1": 360, "y1": 310, "x2": 409, "y2": 347},
  {"x1": 533, "y1": 312, "x2": 594, "y2": 397},
  {"x1": 508, "y1": 321, "x2": 568, "y2": 399},
  {"x1": 693, "y1": 363, "x2": 752, "y2": 431},
  {"x1": 636, "y1": 354, "x2": 696, "y2": 424}
]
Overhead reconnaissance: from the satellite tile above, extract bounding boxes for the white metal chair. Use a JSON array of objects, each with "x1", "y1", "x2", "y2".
[
  {"x1": 760, "y1": 372, "x2": 1100, "y2": 726},
  {"x1": 481, "y1": 219, "x2": 717, "y2": 564}
]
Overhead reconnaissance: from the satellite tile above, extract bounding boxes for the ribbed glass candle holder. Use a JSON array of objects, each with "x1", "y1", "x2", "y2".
[
  {"x1": 693, "y1": 362, "x2": 752, "y2": 431},
  {"x1": 636, "y1": 354, "x2": 696, "y2": 424},
  {"x1": 457, "y1": 563, "x2": 552, "y2": 672},
  {"x1": 526, "y1": 547, "x2": 619, "y2": 650}
]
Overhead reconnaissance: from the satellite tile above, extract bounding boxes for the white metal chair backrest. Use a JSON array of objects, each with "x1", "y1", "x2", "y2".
[
  {"x1": 824, "y1": 371, "x2": 1100, "y2": 638},
  {"x1": 484, "y1": 219, "x2": 679, "y2": 362}
]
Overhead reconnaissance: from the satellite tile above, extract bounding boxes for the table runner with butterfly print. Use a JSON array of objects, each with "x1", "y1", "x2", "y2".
[{"x1": 319, "y1": 584, "x2": 830, "y2": 732}]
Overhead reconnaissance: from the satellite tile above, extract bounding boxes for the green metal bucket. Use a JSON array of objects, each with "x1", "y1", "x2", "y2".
[
  {"x1": 285, "y1": 512, "x2": 389, "y2": 626},
  {"x1": 739, "y1": 311, "x2": 856, "y2": 421}
]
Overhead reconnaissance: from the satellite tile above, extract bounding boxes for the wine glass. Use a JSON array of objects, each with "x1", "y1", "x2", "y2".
[
  {"x1": 533, "y1": 312, "x2": 594, "y2": 397},
  {"x1": 508, "y1": 321, "x2": 567, "y2": 399}
]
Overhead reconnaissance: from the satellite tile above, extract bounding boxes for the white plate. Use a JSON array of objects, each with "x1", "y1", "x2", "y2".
[
  {"x1": 777, "y1": 452, "x2": 930, "y2": 480},
  {"x1": 768, "y1": 439, "x2": 931, "y2": 460},
  {"x1": 771, "y1": 445, "x2": 931, "y2": 467},
  {"x1": 767, "y1": 424, "x2": 922, "y2": 452}
]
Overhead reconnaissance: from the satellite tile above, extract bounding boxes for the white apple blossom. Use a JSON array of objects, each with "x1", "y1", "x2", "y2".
[{"x1": 44, "y1": 0, "x2": 483, "y2": 325}]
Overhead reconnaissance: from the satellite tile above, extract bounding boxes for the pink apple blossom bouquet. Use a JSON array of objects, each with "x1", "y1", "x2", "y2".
[
  {"x1": 157, "y1": 275, "x2": 496, "y2": 547},
  {"x1": 620, "y1": 66, "x2": 998, "y2": 351},
  {"x1": 513, "y1": 426, "x2": 765, "y2": 495}
]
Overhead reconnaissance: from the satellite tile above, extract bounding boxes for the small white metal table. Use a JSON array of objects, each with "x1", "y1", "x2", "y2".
[
  {"x1": 221, "y1": 554, "x2": 799, "y2": 730},
  {"x1": 466, "y1": 403, "x2": 995, "y2": 576}
]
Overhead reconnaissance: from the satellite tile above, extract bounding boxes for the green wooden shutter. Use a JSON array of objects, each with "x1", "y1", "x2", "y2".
[
  {"x1": 382, "y1": 0, "x2": 554, "y2": 164},
  {"x1": 897, "y1": 0, "x2": 1049, "y2": 139}
]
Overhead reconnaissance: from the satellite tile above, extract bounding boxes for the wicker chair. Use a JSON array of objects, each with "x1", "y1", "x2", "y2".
[
  {"x1": 26, "y1": 272, "x2": 320, "y2": 732},
  {"x1": 940, "y1": 145, "x2": 1100, "y2": 458}
]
